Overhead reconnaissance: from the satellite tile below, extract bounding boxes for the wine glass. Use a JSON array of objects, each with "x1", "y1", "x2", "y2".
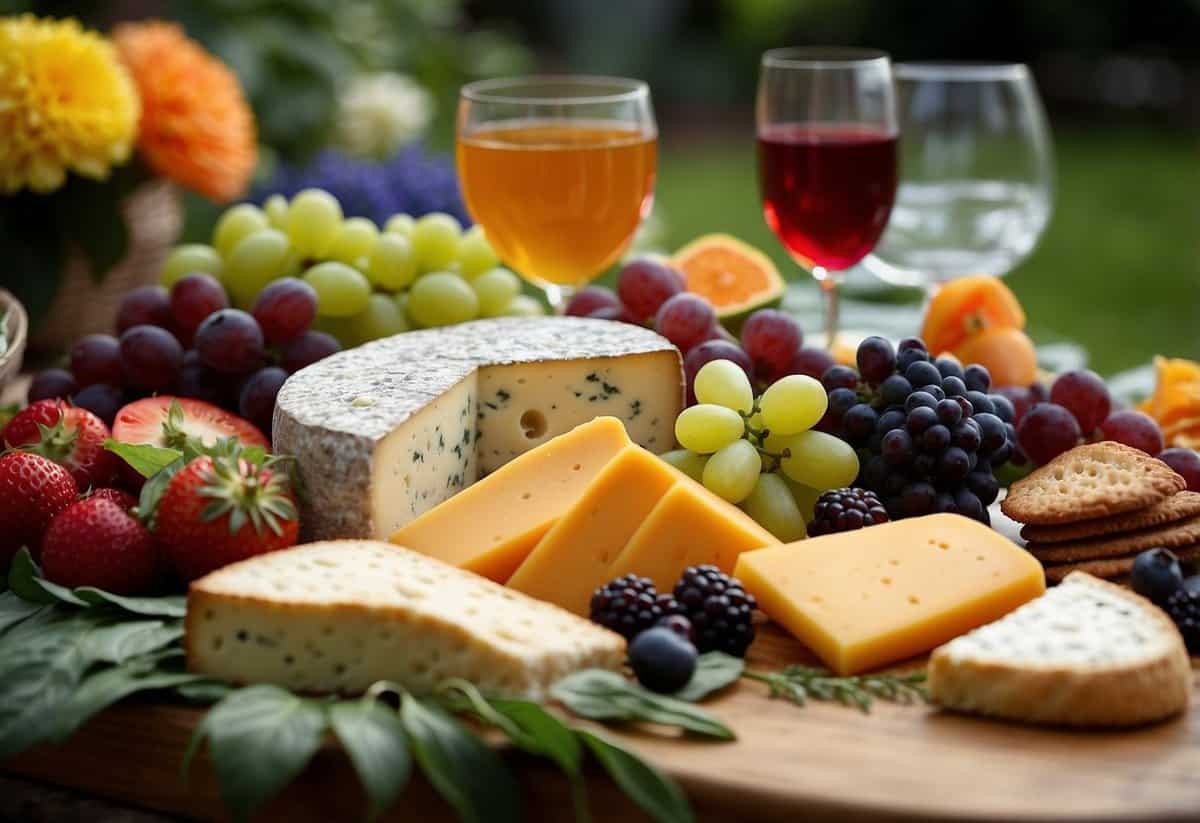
[
  {"x1": 865, "y1": 63, "x2": 1054, "y2": 292},
  {"x1": 756, "y1": 47, "x2": 899, "y2": 349},
  {"x1": 456, "y1": 76, "x2": 657, "y2": 312}
]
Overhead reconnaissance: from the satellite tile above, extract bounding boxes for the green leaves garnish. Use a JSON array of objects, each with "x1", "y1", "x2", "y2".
[
  {"x1": 328, "y1": 699, "x2": 412, "y2": 821},
  {"x1": 743, "y1": 665, "x2": 929, "y2": 712},
  {"x1": 674, "y1": 652, "x2": 744, "y2": 702},
  {"x1": 577, "y1": 730, "x2": 695, "y2": 823},
  {"x1": 551, "y1": 669, "x2": 735, "y2": 740},
  {"x1": 8, "y1": 546, "x2": 186, "y2": 617},
  {"x1": 103, "y1": 439, "x2": 184, "y2": 479}
]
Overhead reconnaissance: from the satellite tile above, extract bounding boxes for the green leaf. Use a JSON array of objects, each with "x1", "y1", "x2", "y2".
[
  {"x1": 674, "y1": 653, "x2": 744, "y2": 702},
  {"x1": 187, "y1": 685, "x2": 328, "y2": 822},
  {"x1": 239, "y1": 445, "x2": 267, "y2": 467},
  {"x1": 7, "y1": 547, "x2": 55, "y2": 604},
  {"x1": 0, "y1": 591, "x2": 45, "y2": 635},
  {"x1": 329, "y1": 699, "x2": 412, "y2": 821},
  {"x1": 104, "y1": 439, "x2": 184, "y2": 479},
  {"x1": 551, "y1": 670, "x2": 735, "y2": 740},
  {"x1": 400, "y1": 694, "x2": 520, "y2": 823},
  {"x1": 486, "y1": 698, "x2": 583, "y2": 775},
  {"x1": 137, "y1": 456, "x2": 186, "y2": 528},
  {"x1": 78, "y1": 620, "x2": 184, "y2": 664},
  {"x1": 577, "y1": 730, "x2": 694, "y2": 823},
  {"x1": 29, "y1": 575, "x2": 91, "y2": 608},
  {"x1": 174, "y1": 679, "x2": 234, "y2": 704},
  {"x1": 72, "y1": 589, "x2": 188, "y2": 618}
]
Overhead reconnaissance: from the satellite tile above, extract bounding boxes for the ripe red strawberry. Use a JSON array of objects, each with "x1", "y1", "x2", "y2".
[
  {"x1": 0, "y1": 452, "x2": 79, "y2": 567},
  {"x1": 155, "y1": 455, "x2": 298, "y2": 582},
  {"x1": 112, "y1": 396, "x2": 269, "y2": 452},
  {"x1": 87, "y1": 487, "x2": 139, "y2": 511},
  {"x1": 3, "y1": 399, "x2": 119, "y2": 489},
  {"x1": 41, "y1": 497, "x2": 160, "y2": 594}
]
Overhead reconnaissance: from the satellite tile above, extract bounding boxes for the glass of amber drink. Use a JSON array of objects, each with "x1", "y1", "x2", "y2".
[{"x1": 456, "y1": 76, "x2": 657, "y2": 312}]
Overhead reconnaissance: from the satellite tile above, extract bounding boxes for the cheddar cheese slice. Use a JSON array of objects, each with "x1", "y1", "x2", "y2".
[
  {"x1": 507, "y1": 445, "x2": 678, "y2": 614},
  {"x1": 608, "y1": 481, "x2": 779, "y2": 592},
  {"x1": 734, "y1": 513, "x2": 1045, "y2": 675},
  {"x1": 389, "y1": 416, "x2": 631, "y2": 582}
]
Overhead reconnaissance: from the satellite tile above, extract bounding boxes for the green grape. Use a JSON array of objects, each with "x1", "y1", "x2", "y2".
[
  {"x1": 407, "y1": 271, "x2": 479, "y2": 328},
  {"x1": 263, "y1": 194, "x2": 289, "y2": 230},
  {"x1": 384, "y1": 213, "x2": 415, "y2": 237},
  {"x1": 457, "y1": 225, "x2": 500, "y2": 279},
  {"x1": 702, "y1": 439, "x2": 761, "y2": 503},
  {"x1": 504, "y1": 294, "x2": 546, "y2": 317},
  {"x1": 783, "y1": 477, "x2": 822, "y2": 524},
  {"x1": 694, "y1": 360, "x2": 754, "y2": 413},
  {"x1": 393, "y1": 291, "x2": 409, "y2": 322},
  {"x1": 287, "y1": 188, "x2": 344, "y2": 257},
  {"x1": 410, "y1": 212, "x2": 462, "y2": 272},
  {"x1": 303, "y1": 261, "x2": 372, "y2": 318},
  {"x1": 674, "y1": 404, "x2": 745, "y2": 454},
  {"x1": 759, "y1": 375, "x2": 829, "y2": 436},
  {"x1": 659, "y1": 448, "x2": 708, "y2": 483},
  {"x1": 741, "y1": 472, "x2": 807, "y2": 541},
  {"x1": 328, "y1": 217, "x2": 379, "y2": 264},
  {"x1": 223, "y1": 229, "x2": 291, "y2": 307},
  {"x1": 345, "y1": 293, "x2": 409, "y2": 344},
  {"x1": 213, "y1": 204, "x2": 268, "y2": 258},
  {"x1": 472, "y1": 268, "x2": 521, "y2": 317},
  {"x1": 160, "y1": 243, "x2": 223, "y2": 287},
  {"x1": 778, "y1": 430, "x2": 859, "y2": 491},
  {"x1": 366, "y1": 233, "x2": 417, "y2": 291}
]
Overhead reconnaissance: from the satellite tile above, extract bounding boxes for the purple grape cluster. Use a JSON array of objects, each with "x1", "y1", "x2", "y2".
[
  {"x1": 820, "y1": 336, "x2": 1017, "y2": 524},
  {"x1": 254, "y1": 145, "x2": 469, "y2": 228}
]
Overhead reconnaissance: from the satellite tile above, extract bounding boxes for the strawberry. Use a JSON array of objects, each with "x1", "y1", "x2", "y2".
[
  {"x1": 0, "y1": 451, "x2": 78, "y2": 567},
  {"x1": 112, "y1": 396, "x2": 269, "y2": 453},
  {"x1": 41, "y1": 497, "x2": 160, "y2": 594},
  {"x1": 87, "y1": 487, "x2": 139, "y2": 511},
  {"x1": 3, "y1": 399, "x2": 119, "y2": 489},
  {"x1": 155, "y1": 455, "x2": 298, "y2": 582}
]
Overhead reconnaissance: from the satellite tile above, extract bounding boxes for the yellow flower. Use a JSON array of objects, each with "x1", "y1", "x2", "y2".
[
  {"x1": 113, "y1": 21, "x2": 257, "y2": 203},
  {"x1": 0, "y1": 15, "x2": 139, "y2": 194}
]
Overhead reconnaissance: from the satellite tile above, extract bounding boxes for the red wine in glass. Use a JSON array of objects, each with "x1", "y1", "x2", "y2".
[{"x1": 758, "y1": 123, "x2": 899, "y2": 271}]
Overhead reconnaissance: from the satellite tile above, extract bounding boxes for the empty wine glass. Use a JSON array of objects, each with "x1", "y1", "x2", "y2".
[{"x1": 866, "y1": 62, "x2": 1055, "y2": 292}]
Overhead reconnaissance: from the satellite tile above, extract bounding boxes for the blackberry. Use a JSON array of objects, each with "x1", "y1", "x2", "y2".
[
  {"x1": 809, "y1": 487, "x2": 889, "y2": 537},
  {"x1": 1165, "y1": 588, "x2": 1200, "y2": 653},
  {"x1": 671, "y1": 565, "x2": 757, "y2": 657},
  {"x1": 590, "y1": 575, "x2": 676, "y2": 641}
]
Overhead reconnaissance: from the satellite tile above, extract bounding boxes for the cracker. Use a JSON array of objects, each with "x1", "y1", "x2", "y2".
[
  {"x1": 1021, "y1": 491, "x2": 1200, "y2": 544},
  {"x1": 1043, "y1": 544, "x2": 1200, "y2": 583},
  {"x1": 1001, "y1": 442, "x2": 1185, "y2": 526},
  {"x1": 1028, "y1": 515, "x2": 1200, "y2": 563}
]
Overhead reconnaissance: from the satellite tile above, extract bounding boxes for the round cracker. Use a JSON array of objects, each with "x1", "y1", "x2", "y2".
[
  {"x1": 1028, "y1": 514, "x2": 1200, "y2": 563},
  {"x1": 1043, "y1": 544, "x2": 1200, "y2": 584},
  {"x1": 1021, "y1": 492, "x2": 1200, "y2": 544}
]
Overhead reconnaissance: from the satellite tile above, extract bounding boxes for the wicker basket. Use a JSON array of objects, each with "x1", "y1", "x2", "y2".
[
  {"x1": 30, "y1": 180, "x2": 183, "y2": 354},
  {"x1": 0, "y1": 290, "x2": 28, "y2": 398}
]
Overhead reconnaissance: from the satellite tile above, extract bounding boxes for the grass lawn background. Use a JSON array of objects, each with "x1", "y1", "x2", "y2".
[{"x1": 653, "y1": 126, "x2": 1199, "y2": 376}]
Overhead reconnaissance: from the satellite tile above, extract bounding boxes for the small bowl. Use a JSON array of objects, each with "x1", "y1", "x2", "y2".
[{"x1": 0, "y1": 290, "x2": 29, "y2": 397}]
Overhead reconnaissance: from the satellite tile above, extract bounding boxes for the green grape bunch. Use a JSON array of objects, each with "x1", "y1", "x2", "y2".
[{"x1": 662, "y1": 359, "x2": 859, "y2": 542}]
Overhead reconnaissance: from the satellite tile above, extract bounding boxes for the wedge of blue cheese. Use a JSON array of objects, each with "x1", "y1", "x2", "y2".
[
  {"x1": 185, "y1": 541, "x2": 626, "y2": 699},
  {"x1": 274, "y1": 317, "x2": 683, "y2": 540}
]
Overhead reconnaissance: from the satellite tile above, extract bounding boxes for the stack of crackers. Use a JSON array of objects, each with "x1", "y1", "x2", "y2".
[{"x1": 1001, "y1": 442, "x2": 1194, "y2": 584}]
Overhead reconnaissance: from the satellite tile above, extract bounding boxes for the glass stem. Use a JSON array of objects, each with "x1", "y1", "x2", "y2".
[
  {"x1": 817, "y1": 267, "x2": 840, "y2": 350},
  {"x1": 543, "y1": 283, "x2": 576, "y2": 315}
]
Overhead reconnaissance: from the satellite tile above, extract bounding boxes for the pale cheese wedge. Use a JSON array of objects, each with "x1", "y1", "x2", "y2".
[
  {"x1": 929, "y1": 572, "x2": 1192, "y2": 726},
  {"x1": 186, "y1": 541, "x2": 625, "y2": 700}
]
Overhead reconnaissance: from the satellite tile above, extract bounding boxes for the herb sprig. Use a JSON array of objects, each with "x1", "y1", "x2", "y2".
[{"x1": 743, "y1": 665, "x2": 929, "y2": 712}]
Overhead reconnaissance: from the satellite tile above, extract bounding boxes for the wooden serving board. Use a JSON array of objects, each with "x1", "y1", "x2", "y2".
[{"x1": 6, "y1": 624, "x2": 1200, "y2": 823}]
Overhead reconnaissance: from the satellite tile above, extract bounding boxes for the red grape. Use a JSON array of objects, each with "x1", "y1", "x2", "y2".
[
  {"x1": 565, "y1": 286, "x2": 622, "y2": 317},
  {"x1": 72, "y1": 383, "x2": 124, "y2": 427},
  {"x1": 741, "y1": 309, "x2": 801, "y2": 375},
  {"x1": 783, "y1": 347, "x2": 836, "y2": 380},
  {"x1": 689, "y1": 324, "x2": 738, "y2": 349},
  {"x1": 252, "y1": 277, "x2": 318, "y2": 345},
  {"x1": 69, "y1": 333, "x2": 123, "y2": 387},
  {"x1": 654, "y1": 293, "x2": 715, "y2": 351},
  {"x1": 115, "y1": 285, "x2": 171, "y2": 334},
  {"x1": 683, "y1": 340, "x2": 754, "y2": 405},
  {"x1": 27, "y1": 368, "x2": 78, "y2": 403},
  {"x1": 1099, "y1": 410, "x2": 1164, "y2": 455},
  {"x1": 1159, "y1": 448, "x2": 1200, "y2": 491},
  {"x1": 587, "y1": 305, "x2": 640, "y2": 325},
  {"x1": 1050, "y1": 370, "x2": 1111, "y2": 433},
  {"x1": 616, "y1": 259, "x2": 683, "y2": 321},
  {"x1": 170, "y1": 274, "x2": 229, "y2": 343},
  {"x1": 282, "y1": 331, "x2": 342, "y2": 374},
  {"x1": 994, "y1": 385, "x2": 1033, "y2": 424},
  {"x1": 194, "y1": 309, "x2": 265, "y2": 375},
  {"x1": 1017, "y1": 402, "x2": 1082, "y2": 465},
  {"x1": 1029, "y1": 381, "x2": 1049, "y2": 403},
  {"x1": 119, "y1": 324, "x2": 183, "y2": 389},
  {"x1": 176, "y1": 350, "x2": 230, "y2": 407},
  {"x1": 855, "y1": 335, "x2": 896, "y2": 386},
  {"x1": 239, "y1": 366, "x2": 289, "y2": 436}
]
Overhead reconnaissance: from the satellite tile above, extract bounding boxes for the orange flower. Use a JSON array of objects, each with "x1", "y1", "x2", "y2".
[
  {"x1": 1139, "y1": 356, "x2": 1200, "y2": 448},
  {"x1": 112, "y1": 21, "x2": 256, "y2": 202}
]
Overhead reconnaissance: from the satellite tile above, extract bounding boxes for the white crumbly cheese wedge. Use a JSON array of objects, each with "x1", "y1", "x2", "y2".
[
  {"x1": 186, "y1": 541, "x2": 626, "y2": 700},
  {"x1": 273, "y1": 317, "x2": 683, "y2": 540},
  {"x1": 929, "y1": 572, "x2": 1192, "y2": 726}
]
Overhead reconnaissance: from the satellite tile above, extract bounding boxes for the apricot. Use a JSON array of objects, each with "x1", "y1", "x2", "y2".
[
  {"x1": 954, "y1": 327, "x2": 1038, "y2": 388},
  {"x1": 921, "y1": 275, "x2": 1026, "y2": 357}
]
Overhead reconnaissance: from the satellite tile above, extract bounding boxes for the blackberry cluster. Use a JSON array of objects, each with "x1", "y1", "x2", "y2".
[
  {"x1": 809, "y1": 488, "x2": 889, "y2": 536},
  {"x1": 820, "y1": 336, "x2": 1018, "y2": 525},
  {"x1": 589, "y1": 575, "x2": 679, "y2": 642},
  {"x1": 672, "y1": 565, "x2": 757, "y2": 657},
  {"x1": 1165, "y1": 589, "x2": 1200, "y2": 653}
]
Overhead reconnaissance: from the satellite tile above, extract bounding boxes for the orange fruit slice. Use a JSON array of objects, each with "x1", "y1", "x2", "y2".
[
  {"x1": 921, "y1": 275, "x2": 1026, "y2": 357},
  {"x1": 954, "y1": 326, "x2": 1038, "y2": 388},
  {"x1": 671, "y1": 234, "x2": 785, "y2": 331}
]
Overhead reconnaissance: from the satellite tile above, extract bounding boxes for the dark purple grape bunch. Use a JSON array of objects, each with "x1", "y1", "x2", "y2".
[{"x1": 819, "y1": 336, "x2": 1018, "y2": 525}]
